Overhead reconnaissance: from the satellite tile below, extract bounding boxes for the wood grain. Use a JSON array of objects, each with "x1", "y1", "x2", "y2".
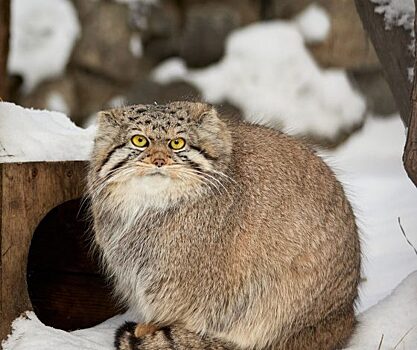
[{"x1": 0, "y1": 161, "x2": 121, "y2": 340}]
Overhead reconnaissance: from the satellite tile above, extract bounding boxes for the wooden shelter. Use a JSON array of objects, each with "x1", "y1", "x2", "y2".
[{"x1": 0, "y1": 161, "x2": 120, "y2": 340}]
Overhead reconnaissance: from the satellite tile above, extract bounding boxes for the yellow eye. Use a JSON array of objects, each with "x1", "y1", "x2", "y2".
[
  {"x1": 169, "y1": 137, "x2": 186, "y2": 150},
  {"x1": 131, "y1": 135, "x2": 149, "y2": 148}
]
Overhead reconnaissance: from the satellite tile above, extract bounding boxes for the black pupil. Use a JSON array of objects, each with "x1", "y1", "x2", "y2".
[{"x1": 175, "y1": 140, "x2": 179, "y2": 144}]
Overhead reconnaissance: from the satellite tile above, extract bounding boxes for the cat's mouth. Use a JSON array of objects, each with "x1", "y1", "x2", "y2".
[{"x1": 146, "y1": 168, "x2": 168, "y2": 177}]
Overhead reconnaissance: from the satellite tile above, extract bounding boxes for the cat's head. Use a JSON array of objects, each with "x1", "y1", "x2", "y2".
[{"x1": 88, "y1": 101, "x2": 232, "y2": 208}]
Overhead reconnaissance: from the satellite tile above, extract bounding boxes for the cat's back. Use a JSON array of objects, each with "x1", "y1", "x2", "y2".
[
  {"x1": 227, "y1": 120, "x2": 358, "y2": 252},
  {"x1": 229, "y1": 120, "x2": 339, "y2": 198}
]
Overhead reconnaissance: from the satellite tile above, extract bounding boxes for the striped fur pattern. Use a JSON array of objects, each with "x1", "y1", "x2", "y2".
[{"x1": 87, "y1": 101, "x2": 361, "y2": 350}]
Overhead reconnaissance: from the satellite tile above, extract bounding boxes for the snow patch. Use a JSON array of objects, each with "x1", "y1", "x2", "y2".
[
  {"x1": 8, "y1": 0, "x2": 80, "y2": 92},
  {"x1": 370, "y1": 0, "x2": 415, "y2": 56},
  {"x1": 325, "y1": 116, "x2": 417, "y2": 312},
  {"x1": 130, "y1": 33, "x2": 143, "y2": 58},
  {"x1": 152, "y1": 22, "x2": 366, "y2": 141},
  {"x1": 408, "y1": 66, "x2": 415, "y2": 83},
  {"x1": 46, "y1": 92, "x2": 70, "y2": 115},
  {"x1": 294, "y1": 3, "x2": 331, "y2": 44},
  {"x1": 370, "y1": 0, "x2": 415, "y2": 31},
  {"x1": 0, "y1": 102, "x2": 95, "y2": 163},
  {"x1": 3, "y1": 272, "x2": 417, "y2": 349},
  {"x1": 347, "y1": 271, "x2": 417, "y2": 349}
]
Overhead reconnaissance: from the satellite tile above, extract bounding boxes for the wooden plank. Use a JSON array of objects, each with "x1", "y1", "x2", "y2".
[{"x1": 0, "y1": 161, "x2": 87, "y2": 339}]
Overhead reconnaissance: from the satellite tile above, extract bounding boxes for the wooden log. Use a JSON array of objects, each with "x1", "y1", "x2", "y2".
[
  {"x1": 0, "y1": 0, "x2": 10, "y2": 100},
  {"x1": 354, "y1": 0, "x2": 413, "y2": 125},
  {"x1": 355, "y1": 0, "x2": 417, "y2": 186}
]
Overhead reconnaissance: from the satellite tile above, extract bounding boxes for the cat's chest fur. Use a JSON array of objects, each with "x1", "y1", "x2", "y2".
[{"x1": 96, "y1": 195, "x2": 235, "y2": 324}]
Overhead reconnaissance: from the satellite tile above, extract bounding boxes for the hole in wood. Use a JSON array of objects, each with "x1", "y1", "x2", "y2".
[{"x1": 26, "y1": 198, "x2": 122, "y2": 331}]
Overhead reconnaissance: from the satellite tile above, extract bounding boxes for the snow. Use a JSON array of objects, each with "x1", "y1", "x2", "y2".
[
  {"x1": 129, "y1": 33, "x2": 143, "y2": 58},
  {"x1": 46, "y1": 92, "x2": 70, "y2": 115},
  {"x1": 408, "y1": 67, "x2": 415, "y2": 83},
  {"x1": 370, "y1": 0, "x2": 415, "y2": 55},
  {"x1": 3, "y1": 272, "x2": 417, "y2": 350},
  {"x1": 2, "y1": 102, "x2": 417, "y2": 348},
  {"x1": 370, "y1": 0, "x2": 415, "y2": 31},
  {"x1": 2, "y1": 311, "x2": 137, "y2": 350},
  {"x1": 0, "y1": 102, "x2": 95, "y2": 163},
  {"x1": 294, "y1": 3, "x2": 331, "y2": 44},
  {"x1": 347, "y1": 271, "x2": 417, "y2": 349},
  {"x1": 8, "y1": 0, "x2": 80, "y2": 92},
  {"x1": 324, "y1": 116, "x2": 417, "y2": 312},
  {"x1": 152, "y1": 21, "x2": 366, "y2": 141}
]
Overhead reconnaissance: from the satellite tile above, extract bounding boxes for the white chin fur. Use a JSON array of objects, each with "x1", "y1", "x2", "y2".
[
  {"x1": 133, "y1": 174, "x2": 173, "y2": 194},
  {"x1": 121, "y1": 175, "x2": 173, "y2": 206}
]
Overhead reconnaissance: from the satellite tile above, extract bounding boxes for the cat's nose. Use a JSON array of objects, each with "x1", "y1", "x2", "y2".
[{"x1": 153, "y1": 158, "x2": 166, "y2": 167}]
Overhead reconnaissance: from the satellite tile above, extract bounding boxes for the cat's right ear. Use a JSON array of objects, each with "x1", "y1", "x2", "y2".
[{"x1": 97, "y1": 110, "x2": 121, "y2": 130}]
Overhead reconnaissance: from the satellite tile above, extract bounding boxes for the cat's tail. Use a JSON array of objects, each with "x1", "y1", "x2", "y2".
[{"x1": 114, "y1": 322, "x2": 237, "y2": 350}]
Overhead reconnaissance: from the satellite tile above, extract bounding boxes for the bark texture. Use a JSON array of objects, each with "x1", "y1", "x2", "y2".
[{"x1": 355, "y1": 0, "x2": 417, "y2": 186}]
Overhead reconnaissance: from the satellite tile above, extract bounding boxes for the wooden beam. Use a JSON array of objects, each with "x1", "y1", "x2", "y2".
[{"x1": 0, "y1": 0, "x2": 10, "y2": 100}]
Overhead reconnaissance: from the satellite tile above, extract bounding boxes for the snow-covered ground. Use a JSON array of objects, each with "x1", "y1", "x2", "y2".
[
  {"x1": 1, "y1": 102, "x2": 417, "y2": 349},
  {"x1": 325, "y1": 116, "x2": 417, "y2": 314},
  {"x1": 3, "y1": 273, "x2": 417, "y2": 350}
]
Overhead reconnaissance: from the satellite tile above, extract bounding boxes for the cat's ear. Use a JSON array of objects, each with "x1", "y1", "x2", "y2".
[
  {"x1": 97, "y1": 110, "x2": 121, "y2": 129},
  {"x1": 195, "y1": 104, "x2": 219, "y2": 125}
]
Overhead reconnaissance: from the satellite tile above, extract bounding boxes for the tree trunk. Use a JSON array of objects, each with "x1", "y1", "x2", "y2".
[
  {"x1": 404, "y1": 5, "x2": 417, "y2": 186},
  {"x1": 0, "y1": 0, "x2": 10, "y2": 100},
  {"x1": 355, "y1": 0, "x2": 417, "y2": 186}
]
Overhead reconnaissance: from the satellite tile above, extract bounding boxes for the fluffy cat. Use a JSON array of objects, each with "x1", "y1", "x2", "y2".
[{"x1": 87, "y1": 101, "x2": 361, "y2": 350}]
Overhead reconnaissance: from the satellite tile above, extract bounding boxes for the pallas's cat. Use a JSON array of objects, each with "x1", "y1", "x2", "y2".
[{"x1": 87, "y1": 101, "x2": 360, "y2": 350}]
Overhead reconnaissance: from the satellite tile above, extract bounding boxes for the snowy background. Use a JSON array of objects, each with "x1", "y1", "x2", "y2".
[{"x1": 2, "y1": 0, "x2": 417, "y2": 349}]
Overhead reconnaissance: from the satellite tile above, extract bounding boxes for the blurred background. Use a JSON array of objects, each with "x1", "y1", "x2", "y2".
[
  {"x1": 5, "y1": 0, "x2": 397, "y2": 148},
  {"x1": 2, "y1": 0, "x2": 417, "y2": 314}
]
